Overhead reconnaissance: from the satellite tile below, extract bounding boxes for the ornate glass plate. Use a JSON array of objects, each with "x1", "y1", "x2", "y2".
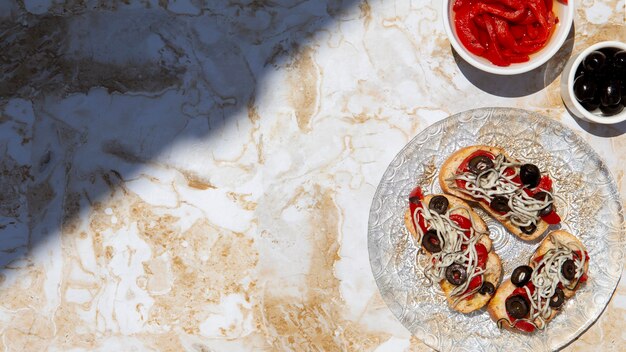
[{"x1": 368, "y1": 108, "x2": 624, "y2": 351}]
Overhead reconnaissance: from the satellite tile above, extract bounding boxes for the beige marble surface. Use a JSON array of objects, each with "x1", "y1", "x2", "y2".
[{"x1": 0, "y1": 0, "x2": 624, "y2": 351}]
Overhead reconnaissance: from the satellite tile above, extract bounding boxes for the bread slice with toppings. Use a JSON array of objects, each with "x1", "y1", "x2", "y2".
[
  {"x1": 404, "y1": 192, "x2": 502, "y2": 314},
  {"x1": 439, "y1": 145, "x2": 559, "y2": 241},
  {"x1": 487, "y1": 230, "x2": 589, "y2": 333}
]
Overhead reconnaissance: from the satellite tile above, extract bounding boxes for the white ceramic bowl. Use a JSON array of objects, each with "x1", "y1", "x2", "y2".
[
  {"x1": 560, "y1": 41, "x2": 626, "y2": 124},
  {"x1": 442, "y1": 0, "x2": 574, "y2": 75}
]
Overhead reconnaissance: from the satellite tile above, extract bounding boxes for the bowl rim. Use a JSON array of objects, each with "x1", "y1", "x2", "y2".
[
  {"x1": 442, "y1": 0, "x2": 575, "y2": 75},
  {"x1": 565, "y1": 41, "x2": 626, "y2": 124}
]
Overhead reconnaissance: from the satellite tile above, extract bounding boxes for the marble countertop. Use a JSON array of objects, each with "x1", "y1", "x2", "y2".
[{"x1": 0, "y1": 0, "x2": 624, "y2": 351}]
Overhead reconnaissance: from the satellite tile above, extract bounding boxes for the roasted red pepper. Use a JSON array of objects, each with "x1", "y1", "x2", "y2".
[{"x1": 453, "y1": 0, "x2": 562, "y2": 66}]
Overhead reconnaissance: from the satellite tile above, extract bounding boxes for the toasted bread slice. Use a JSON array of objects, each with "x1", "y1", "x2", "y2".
[
  {"x1": 405, "y1": 193, "x2": 501, "y2": 313},
  {"x1": 439, "y1": 145, "x2": 552, "y2": 241},
  {"x1": 488, "y1": 230, "x2": 588, "y2": 332}
]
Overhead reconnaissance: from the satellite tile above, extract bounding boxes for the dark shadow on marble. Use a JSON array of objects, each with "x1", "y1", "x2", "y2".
[
  {"x1": 564, "y1": 104, "x2": 626, "y2": 137},
  {"x1": 453, "y1": 24, "x2": 575, "y2": 97},
  {"x1": 0, "y1": 1, "x2": 363, "y2": 271}
]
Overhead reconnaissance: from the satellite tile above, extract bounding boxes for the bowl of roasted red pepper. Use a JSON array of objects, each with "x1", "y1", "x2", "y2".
[
  {"x1": 560, "y1": 41, "x2": 626, "y2": 124},
  {"x1": 443, "y1": 0, "x2": 574, "y2": 75}
]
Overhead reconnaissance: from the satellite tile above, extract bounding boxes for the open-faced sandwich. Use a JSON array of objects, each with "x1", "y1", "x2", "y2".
[
  {"x1": 488, "y1": 230, "x2": 589, "y2": 333},
  {"x1": 439, "y1": 145, "x2": 561, "y2": 241},
  {"x1": 404, "y1": 187, "x2": 502, "y2": 313}
]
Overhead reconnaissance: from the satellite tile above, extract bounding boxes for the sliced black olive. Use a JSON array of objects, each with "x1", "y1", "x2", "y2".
[
  {"x1": 428, "y1": 195, "x2": 449, "y2": 215},
  {"x1": 533, "y1": 191, "x2": 553, "y2": 216},
  {"x1": 573, "y1": 75, "x2": 597, "y2": 102},
  {"x1": 422, "y1": 229, "x2": 442, "y2": 253},
  {"x1": 583, "y1": 51, "x2": 606, "y2": 73},
  {"x1": 561, "y1": 259, "x2": 577, "y2": 280},
  {"x1": 581, "y1": 96, "x2": 601, "y2": 112},
  {"x1": 600, "y1": 81, "x2": 622, "y2": 107},
  {"x1": 468, "y1": 155, "x2": 494, "y2": 174},
  {"x1": 490, "y1": 195, "x2": 510, "y2": 213},
  {"x1": 445, "y1": 263, "x2": 467, "y2": 286},
  {"x1": 520, "y1": 164, "x2": 541, "y2": 188},
  {"x1": 511, "y1": 265, "x2": 533, "y2": 287},
  {"x1": 600, "y1": 103, "x2": 624, "y2": 116},
  {"x1": 505, "y1": 295, "x2": 530, "y2": 319},
  {"x1": 520, "y1": 223, "x2": 537, "y2": 235},
  {"x1": 549, "y1": 287, "x2": 565, "y2": 308},
  {"x1": 479, "y1": 282, "x2": 495, "y2": 295}
]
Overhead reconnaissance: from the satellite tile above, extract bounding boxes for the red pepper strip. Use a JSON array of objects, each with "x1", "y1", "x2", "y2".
[
  {"x1": 475, "y1": 3, "x2": 527, "y2": 22},
  {"x1": 474, "y1": 14, "x2": 487, "y2": 30},
  {"x1": 535, "y1": 175, "x2": 553, "y2": 192},
  {"x1": 514, "y1": 41, "x2": 546, "y2": 54},
  {"x1": 476, "y1": 243, "x2": 488, "y2": 269},
  {"x1": 515, "y1": 320, "x2": 536, "y2": 333},
  {"x1": 409, "y1": 202, "x2": 428, "y2": 234},
  {"x1": 510, "y1": 25, "x2": 527, "y2": 39},
  {"x1": 557, "y1": 0, "x2": 568, "y2": 4},
  {"x1": 483, "y1": 15, "x2": 510, "y2": 66},
  {"x1": 519, "y1": 10, "x2": 537, "y2": 25},
  {"x1": 493, "y1": 17, "x2": 517, "y2": 50},
  {"x1": 455, "y1": 6, "x2": 486, "y2": 56},
  {"x1": 409, "y1": 186, "x2": 424, "y2": 203},
  {"x1": 527, "y1": 23, "x2": 540, "y2": 40},
  {"x1": 502, "y1": 51, "x2": 530, "y2": 63},
  {"x1": 527, "y1": 0, "x2": 549, "y2": 42},
  {"x1": 408, "y1": 186, "x2": 427, "y2": 233},
  {"x1": 544, "y1": 0, "x2": 553, "y2": 12},
  {"x1": 450, "y1": 214, "x2": 472, "y2": 230},
  {"x1": 541, "y1": 210, "x2": 561, "y2": 224},
  {"x1": 453, "y1": 0, "x2": 468, "y2": 11},
  {"x1": 579, "y1": 273, "x2": 588, "y2": 283}
]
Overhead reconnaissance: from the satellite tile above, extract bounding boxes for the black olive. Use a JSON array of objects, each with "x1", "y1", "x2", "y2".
[
  {"x1": 490, "y1": 195, "x2": 510, "y2": 213},
  {"x1": 533, "y1": 191, "x2": 553, "y2": 216},
  {"x1": 468, "y1": 155, "x2": 494, "y2": 174},
  {"x1": 445, "y1": 263, "x2": 467, "y2": 286},
  {"x1": 573, "y1": 75, "x2": 597, "y2": 102},
  {"x1": 428, "y1": 195, "x2": 449, "y2": 215},
  {"x1": 583, "y1": 51, "x2": 606, "y2": 73},
  {"x1": 520, "y1": 223, "x2": 537, "y2": 235},
  {"x1": 581, "y1": 96, "x2": 601, "y2": 112},
  {"x1": 520, "y1": 164, "x2": 541, "y2": 188},
  {"x1": 511, "y1": 265, "x2": 533, "y2": 287},
  {"x1": 422, "y1": 229, "x2": 442, "y2": 253},
  {"x1": 600, "y1": 103, "x2": 624, "y2": 116},
  {"x1": 479, "y1": 282, "x2": 495, "y2": 295},
  {"x1": 549, "y1": 287, "x2": 565, "y2": 308},
  {"x1": 614, "y1": 50, "x2": 626, "y2": 70},
  {"x1": 561, "y1": 259, "x2": 577, "y2": 280},
  {"x1": 600, "y1": 81, "x2": 622, "y2": 107},
  {"x1": 505, "y1": 295, "x2": 530, "y2": 319},
  {"x1": 575, "y1": 63, "x2": 585, "y2": 78}
]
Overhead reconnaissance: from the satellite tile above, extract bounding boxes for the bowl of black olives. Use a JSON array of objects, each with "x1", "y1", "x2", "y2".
[{"x1": 561, "y1": 41, "x2": 626, "y2": 124}]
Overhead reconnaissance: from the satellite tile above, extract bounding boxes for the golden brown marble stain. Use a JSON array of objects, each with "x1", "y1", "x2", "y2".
[
  {"x1": 4, "y1": 309, "x2": 55, "y2": 351},
  {"x1": 360, "y1": 0, "x2": 372, "y2": 28},
  {"x1": 257, "y1": 186, "x2": 390, "y2": 350},
  {"x1": 140, "y1": 214, "x2": 259, "y2": 334},
  {"x1": 181, "y1": 171, "x2": 216, "y2": 190},
  {"x1": 227, "y1": 192, "x2": 257, "y2": 211},
  {"x1": 288, "y1": 48, "x2": 321, "y2": 132},
  {"x1": 136, "y1": 331, "x2": 185, "y2": 352}
]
